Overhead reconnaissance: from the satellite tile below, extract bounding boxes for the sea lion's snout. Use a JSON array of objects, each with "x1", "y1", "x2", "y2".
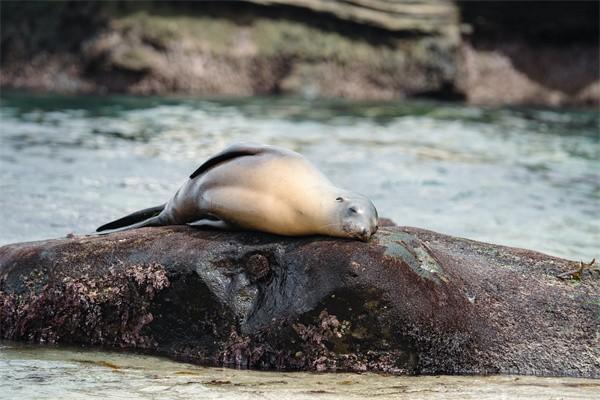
[
  {"x1": 346, "y1": 219, "x2": 378, "y2": 241},
  {"x1": 358, "y1": 222, "x2": 378, "y2": 241},
  {"x1": 359, "y1": 227, "x2": 370, "y2": 241}
]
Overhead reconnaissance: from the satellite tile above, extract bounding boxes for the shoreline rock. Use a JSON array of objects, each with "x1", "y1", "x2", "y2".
[
  {"x1": 1, "y1": 225, "x2": 598, "y2": 377},
  {"x1": 1, "y1": 1, "x2": 597, "y2": 107}
]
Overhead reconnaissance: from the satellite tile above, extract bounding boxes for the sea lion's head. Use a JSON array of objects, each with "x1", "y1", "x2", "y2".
[{"x1": 329, "y1": 192, "x2": 378, "y2": 241}]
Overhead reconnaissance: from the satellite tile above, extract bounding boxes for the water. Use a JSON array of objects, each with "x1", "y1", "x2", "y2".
[
  {"x1": 1, "y1": 342, "x2": 598, "y2": 400},
  {"x1": 0, "y1": 92, "x2": 599, "y2": 398},
  {"x1": 0, "y1": 92, "x2": 598, "y2": 259}
]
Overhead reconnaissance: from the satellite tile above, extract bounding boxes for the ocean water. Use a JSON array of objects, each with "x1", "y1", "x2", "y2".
[{"x1": 0, "y1": 92, "x2": 598, "y2": 259}]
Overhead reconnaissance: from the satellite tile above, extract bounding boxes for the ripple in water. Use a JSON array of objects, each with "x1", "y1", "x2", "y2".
[{"x1": 0, "y1": 92, "x2": 598, "y2": 259}]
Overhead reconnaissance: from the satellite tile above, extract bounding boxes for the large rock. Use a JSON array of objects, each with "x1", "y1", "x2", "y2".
[
  {"x1": 1, "y1": 1, "x2": 598, "y2": 106},
  {"x1": 1, "y1": 225, "x2": 598, "y2": 377},
  {"x1": 252, "y1": 0, "x2": 458, "y2": 34},
  {"x1": 0, "y1": 1, "x2": 459, "y2": 100}
]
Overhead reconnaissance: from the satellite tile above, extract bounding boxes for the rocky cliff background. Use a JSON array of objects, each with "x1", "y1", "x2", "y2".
[{"x1": 1, "y1": 0, "x2": 598, "y2": 107}]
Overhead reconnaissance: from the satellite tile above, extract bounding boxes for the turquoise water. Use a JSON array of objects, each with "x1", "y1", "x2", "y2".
[{"x1": 1, "y1": 92, "x2": 598, "y2": 259}]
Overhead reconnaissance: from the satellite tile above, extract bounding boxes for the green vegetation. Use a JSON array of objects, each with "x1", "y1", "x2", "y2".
[
  {"x1": 112, "y1": 12, "x2": 238, "y2": 52},
  {"x1": 111, "y1": 10, "x2": 401, "y2": 65}
]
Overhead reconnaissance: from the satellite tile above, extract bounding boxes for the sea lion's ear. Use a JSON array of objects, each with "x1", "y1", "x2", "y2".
[{"x1": 190, "y1": 143, "x2": 265, "y2": 179}]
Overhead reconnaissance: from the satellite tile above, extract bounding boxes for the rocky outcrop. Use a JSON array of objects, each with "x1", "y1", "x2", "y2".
[
  {"x1": 252, "y1": 0, "x2": 458, "y2": 34},
  {"x1": 0, "y1": 1, "x2": 459, "y2": 100},
  {"x1": 1, "y1": 224, "x2": 598, "y2": 377},
  {"x1": 1, "y1": 1, "x2": 597, "y2": 106},
  {"x1": 456, "y1": 1, "x2": 599, "y2": 107},
  {"x1": 457, "y1": 42, "x2": 599, "y2": 107}
]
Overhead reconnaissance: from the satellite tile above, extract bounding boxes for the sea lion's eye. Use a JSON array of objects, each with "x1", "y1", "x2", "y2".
[
  {"x1": 336, "y1": 197, "x2": 344, "y2": 202},
  {"x1": 349, "y1": 207, "x2": 358, "y2": 214}
]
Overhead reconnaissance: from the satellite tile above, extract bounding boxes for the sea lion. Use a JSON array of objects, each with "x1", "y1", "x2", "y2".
[{"x1": 97, "y1": 143, "x2": 379, "y2": 240}]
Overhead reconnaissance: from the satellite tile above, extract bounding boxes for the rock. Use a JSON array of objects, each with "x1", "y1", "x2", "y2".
[
  {"x1": 456, "y1": 1, "x2": 599, "y2": 108},
  {"x1": 1, "y1": 1, "x2": 597, "y2": 106},
  {"x1": 0, "y1": 1, "x2": 460, "y2": 100},
  {"x1": 251, "y1": 0, "x2": 458, "y2": 34},
  {"x1": 1, "y1": 225, "x2": 598, "y2": 377},
  {"x1": 456, "y1": 42, "x2": 600, "y2": 107}
]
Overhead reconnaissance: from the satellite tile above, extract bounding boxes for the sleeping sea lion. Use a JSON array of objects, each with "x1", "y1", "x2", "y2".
[{"x1": 97, "y1": 143, "x2": 378, "y2": 241}]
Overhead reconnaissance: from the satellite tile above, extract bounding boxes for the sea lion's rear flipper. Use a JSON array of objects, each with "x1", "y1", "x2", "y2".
[
  {"x1": 189, "y1": 143, "x2": 266, "y2": 179},
  {"x1": 96, "y1": 204, "x2": 165, "y2": 232}
]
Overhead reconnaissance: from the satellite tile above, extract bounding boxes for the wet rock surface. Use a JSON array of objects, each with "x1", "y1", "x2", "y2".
[{"x1": 0, "y1": 224, "x2": 598, "y2": 378}]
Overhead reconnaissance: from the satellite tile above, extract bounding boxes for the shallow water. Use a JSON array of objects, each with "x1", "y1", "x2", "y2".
[
  {"x1": 1, "y1": 342, "x2": 598, "y2": 400},
  {"x1": 0, "y1": 93, "x2": 599, "y2": 398},
  {"x1": 0, "y1": 92, "x2": 598, "y2": 259}
]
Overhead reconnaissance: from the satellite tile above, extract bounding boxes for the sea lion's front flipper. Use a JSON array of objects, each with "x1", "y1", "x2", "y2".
[
  {"x1": 189, "y1": 143, "x2": 267, "y2": 179},
  {"x1": 187, "y1": 218, "x2": 236, "y2": 231}
]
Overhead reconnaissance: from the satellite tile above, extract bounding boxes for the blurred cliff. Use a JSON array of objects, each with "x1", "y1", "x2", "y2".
[{"x1": 1, "y1": 0, "x2": 598, "y2": 107}]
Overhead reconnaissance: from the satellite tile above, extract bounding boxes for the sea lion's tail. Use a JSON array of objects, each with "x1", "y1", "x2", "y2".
[{"x1": 96, "y1": 204, "x2": 166, "y2": 232}]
